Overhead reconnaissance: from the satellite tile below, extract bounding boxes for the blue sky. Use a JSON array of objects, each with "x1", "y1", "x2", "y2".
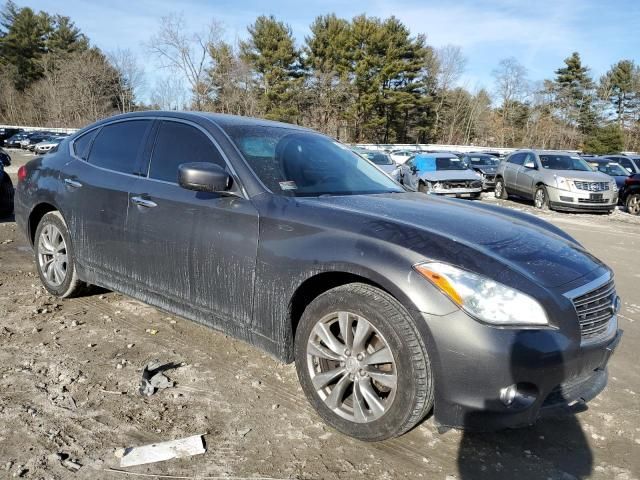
[{"x1": 17, "y1": 0, "x2": 640, "y2": 101}]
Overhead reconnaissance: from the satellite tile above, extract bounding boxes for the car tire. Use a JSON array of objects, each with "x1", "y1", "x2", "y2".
[
  {"x1": 626, "y1": 193, "x2": 640, "y2": 215},
  {"x1": 294, "y1": 283, "x2": 434, "y2": 441},
  {"x1": 534, "y1": 185, "x2": 549, "y2": 210},
  {"x1": 494, "y1": 178, "x2": 508, "y2": 199},
  {"x1": 0, "y1": 174, "x2": 14, "y2": 218},
  {"x1": 34, "y1": 211, "x2": 86, "y2": 298}
]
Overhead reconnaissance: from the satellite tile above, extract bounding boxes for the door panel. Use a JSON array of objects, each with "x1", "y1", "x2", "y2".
[{"x1": 515, "y1": 153, "x2": 538, "y2": 197}]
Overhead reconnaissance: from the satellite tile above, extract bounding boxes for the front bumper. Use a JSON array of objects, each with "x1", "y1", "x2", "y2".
[
  {"x1": 430, "y1": 187, "x2": 482, "y2": 198},
  {"x1": 547, "y1": 185, "x2": 618, "y2": 211},
  {"x1": 419, "y1": 309, "x2": 621, "y2": 431}
]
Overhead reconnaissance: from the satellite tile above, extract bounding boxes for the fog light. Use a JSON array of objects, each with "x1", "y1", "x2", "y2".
[
  {"x1": 500, "y1": 385, "x2": 518, "y2": 406},
  {"x1": 559, "y1": 196, "x2": 574, "y2": 202}
]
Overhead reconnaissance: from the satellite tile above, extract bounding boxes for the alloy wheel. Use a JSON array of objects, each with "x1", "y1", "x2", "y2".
[
  {"x1": 37, "y1": 224, "x2": 68, "y2": 287},
  {"x1": 628, "y1": 195, "x2": 640, "y2": 215},
  {"x1": 535, "y1": 188, "x2": 545, "y2": 209},
  {"x1": 306, "y1": 311, "x2": 397, "y2": 423},
  {"x1": 495, "y1": 181, "x2": 503, "y2": 198}
]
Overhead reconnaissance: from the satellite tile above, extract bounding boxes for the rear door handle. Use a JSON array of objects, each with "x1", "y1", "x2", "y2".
[
  {"x1": 64, "y1": 178, "x2": 82, "y2": 189},
  {"x1": 131, "y1": 196, "x2": 157, "y2": 208}
]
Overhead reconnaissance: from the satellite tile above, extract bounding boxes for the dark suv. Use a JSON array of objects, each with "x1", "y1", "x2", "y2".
[
  {"x1": 14, "y1": 112, "x2": 622, "y2": 440},
  {"x1": 620, "y1": 174, "x2": 640, "y2": 215}
]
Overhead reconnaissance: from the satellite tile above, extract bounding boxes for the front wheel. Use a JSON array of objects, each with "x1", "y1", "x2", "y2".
[
  {"x1": 534, "y1": 185, "x2": 549, "y2": 210},
  {"x1": 626, "y1": 194, "x2": 640, "y2": 215},
  {"x1": 294, "y1": 283, "x2": 434, "y2": 441},
  {"x1": 0, "y1": 174, "x2": 13, "y2": 218},
  {"x1": 494, "y1": 178, "x2": 508, "y2": 199},
  {"x1": 34, "y1": 211, "x2": 86, "y2": 298}
]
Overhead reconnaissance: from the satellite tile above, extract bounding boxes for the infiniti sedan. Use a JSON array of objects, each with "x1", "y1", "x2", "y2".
[{"x1": 15, "y1": 112, "x2": 621, "y2": 440}]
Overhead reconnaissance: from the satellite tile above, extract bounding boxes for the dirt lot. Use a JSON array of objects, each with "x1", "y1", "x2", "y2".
[{"x1": 1, "y1": 150, "x2": 639, "y2": 480}]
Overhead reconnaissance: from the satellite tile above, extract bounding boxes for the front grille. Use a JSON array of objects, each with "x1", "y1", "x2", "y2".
[
  {"x1": 578, "y1": 197, "x2": 608, "y2": 204},
  {"x1": 571, "y1": 278, "x2": 616, "y2": 340},
  {"x1": 441, "y1": 180, "x2": 481, "y2": 189},
  {"x1": 484, "y1": 175, "x2": 495, "y2": 181},
  {"x1": 574, "y1": 181, "x2": 609, "y2": 192}
]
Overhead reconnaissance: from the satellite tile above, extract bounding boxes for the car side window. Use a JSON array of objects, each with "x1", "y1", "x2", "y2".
[
  {"x1": 148, "y1": 121, "x2": 227, "y2": 183},
  {"x1": 87, "y1": 120, "x2": 152, "y2": 174},
  {"x1": 617, "y1": 158, "x2": 633, "y2": 171},
  {"x1": 508, "y1": 153, "x2": 525, "y2": 166},
  {"x1": 72, "y1": 129, "x2": 98, "y2": 160}
]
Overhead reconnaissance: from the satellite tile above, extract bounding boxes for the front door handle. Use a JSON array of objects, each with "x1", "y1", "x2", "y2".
[
  {"x1": 64, "y1": 178, "x2": 82, "y2": 189},
  {"x1": 131, "y1": 196, "x2": 157, "y2": 208}
]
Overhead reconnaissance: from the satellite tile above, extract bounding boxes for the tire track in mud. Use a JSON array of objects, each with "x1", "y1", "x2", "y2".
[{"x1": 66, "y1": 294, "x2": 447, "y2": 475}]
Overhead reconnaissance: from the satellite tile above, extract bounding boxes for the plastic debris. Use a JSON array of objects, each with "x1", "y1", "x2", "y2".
[{"x1": 117, "y1": 434, "x2": 206, "y2": 467}]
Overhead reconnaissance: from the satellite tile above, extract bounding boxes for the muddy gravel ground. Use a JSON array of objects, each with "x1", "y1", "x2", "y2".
[{"x1": 1, "y1": 150, "x2": 639, "y2": 480}]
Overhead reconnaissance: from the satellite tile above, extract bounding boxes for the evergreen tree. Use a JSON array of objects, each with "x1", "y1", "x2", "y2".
[
  {"x1": 583, "y1": 124, "x2": 625, "y2": 154},
  {"x1": 600, "y1": 60, "x2": 640, "y2": 128},
  {"x1": 240, "y1": 15, "x2": 302, "y2": 122},
  {"x1": 553, "y1": 52, "x2": 596, "y2": 134}
]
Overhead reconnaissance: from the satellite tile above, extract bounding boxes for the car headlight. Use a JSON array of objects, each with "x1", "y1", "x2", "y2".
[
  {"x1": 433, "y1": 182, "x2": 441, "y2": 190},
  {"x1": 610, "y1": 180, "x2": 618, "y2": 192},
  {"x1": 414, "y1": 262, "x2": 548, "y2": 326},
  {"x1": 555, "y1": 176, "x2": 571, "y2": 190}
]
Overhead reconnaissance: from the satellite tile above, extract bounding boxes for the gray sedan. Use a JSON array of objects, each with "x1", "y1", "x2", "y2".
[{"x1": 397, "y1": 152, "x2": 483, "y2": 198}]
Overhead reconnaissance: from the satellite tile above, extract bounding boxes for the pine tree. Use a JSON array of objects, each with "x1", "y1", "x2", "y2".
[
  {"x1": 240, "y1": 15, "x2": 303, "y2": 122},
  {"x1": 600, "y1": 60, "x2": 640, "y2": 128},
  {"x1": 553, "y1": 52, "x2": 596, "y2": 134}
]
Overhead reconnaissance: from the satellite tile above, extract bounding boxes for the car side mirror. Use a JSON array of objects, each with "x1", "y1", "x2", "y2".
[
  {"x1": 178, "y1": 162, "x2": 232, "y2": 193},
  {"x1": 524, "y1": 161, "x2": 536, "y2": 169}
]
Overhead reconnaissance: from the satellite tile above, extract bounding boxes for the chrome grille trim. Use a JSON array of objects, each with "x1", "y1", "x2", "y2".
[
  {"x1": 573, "y1": 181, "x2": 609, "y2": 192},
  {"x1": 563, "y1": 272, "x2": 617, "y2": 344}
]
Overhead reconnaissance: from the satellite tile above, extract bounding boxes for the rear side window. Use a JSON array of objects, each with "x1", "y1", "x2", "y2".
[
  {"x1": 148, "y1": 121, "x2": 226, "y2": 183},
  {"x1": 72, "y1": 129, "x2": 98, "y2": 160},
  {"x1": 87, "y1": 120, "x2": 152, "y2": 174}
]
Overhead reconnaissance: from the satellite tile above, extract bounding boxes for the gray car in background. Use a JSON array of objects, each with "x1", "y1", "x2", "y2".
[
  {"x1": 397, "y1": 152, "x2": 483, "y2": 198},
  {"x1": 352, "y1": 148, "x2": 398, "y2": 176},
  {"x1": 495, "y1": 150, "x2": 618, "y2": 213},
  {"x1": 461, "y1": 152, "x2": 500, "y2": 190}
]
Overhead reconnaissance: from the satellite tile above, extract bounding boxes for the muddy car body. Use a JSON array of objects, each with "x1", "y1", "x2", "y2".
[{"x1": 14, "y1": 112, "x2": 622, "y2": 440}]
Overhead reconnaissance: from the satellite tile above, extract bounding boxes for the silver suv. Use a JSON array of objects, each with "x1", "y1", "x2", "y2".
[{"x1": 495, "y1": 150, "x2": 618, "y2": 213}]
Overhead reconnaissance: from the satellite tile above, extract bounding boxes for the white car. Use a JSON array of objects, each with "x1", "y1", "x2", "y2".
[
  {"x1": 34, "y1": 140, "x2": 61, "y2": 155},
  {"x1": 389, "y1": 149, "x2": 417, "y2": 164}
]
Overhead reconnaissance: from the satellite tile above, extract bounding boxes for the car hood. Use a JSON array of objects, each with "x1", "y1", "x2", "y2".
[
  {"x1": 299, "y1": 192, "x2": 603, "y2": 289},
  {"x1": 472, "y1": 164, "x2": 498, "y2": 174},
  {"x1": 418, "y1": 170, "x2": 481, "y2": 181},
  {"x1": 545, "y1": 170, "x2": 612, "y2": 182},
  {"x1": 376, "y1": 164, "x2": 397, "y2": 174}
]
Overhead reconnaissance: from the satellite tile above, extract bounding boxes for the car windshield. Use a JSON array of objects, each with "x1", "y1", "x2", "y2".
[
  {"x1": 436, "y1": 157, "x2": 468, "y2": 170},
  {"x1": 597, "y1": 163, "x2": 627, "y2": 176},
  {"x1": 225, "y1": 126, "x2": 403, "y2": 197},
  {"x1": 466, "y1": 155, "x2": 499, "y2": 166},
  {"x1": 539, "y1": 154, "x2": 591, "y2": 171}
]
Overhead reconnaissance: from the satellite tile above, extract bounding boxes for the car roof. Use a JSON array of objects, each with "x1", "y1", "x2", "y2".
[{"x1": 415, "y1": 152, "x2": 458, "y2": 159}]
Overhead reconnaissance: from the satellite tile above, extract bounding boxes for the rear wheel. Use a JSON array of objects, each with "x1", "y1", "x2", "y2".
[
  {"x1": 494, "y1": 178, "x2": 508, "y2": 199},
  {"x1": 0, "y1": 174, "x2": 13, "y2": 218},
  {"x1": 626, "y1": 194, "x2": 640, "y2": 215},
  {"x1": 295, "y1": 283, "x2": 433, "y2": 441},
  {"x1": 534, "y1": 185, "x2": 549, "y2": 210},
  {"x1": 34, "y1": 211, "x2": 85, "y2": 298}
]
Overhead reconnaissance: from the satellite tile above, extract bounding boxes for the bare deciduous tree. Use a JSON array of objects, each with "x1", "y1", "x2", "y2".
[
  {"x1": 149, "y1": 14, "x2": 224, "y2": 111},
  {"x1": 108, "y1": 48, "x2": 145, "y2": 113}
]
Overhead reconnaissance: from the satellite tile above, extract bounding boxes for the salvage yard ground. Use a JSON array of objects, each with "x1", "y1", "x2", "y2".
[{"x1": 1, "y1": 150, "x2": 639, "y2": 480}]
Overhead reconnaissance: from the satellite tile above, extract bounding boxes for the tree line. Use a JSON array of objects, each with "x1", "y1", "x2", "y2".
[{"x1": 1, "y1": 2, "x2": 639, "y2": 153}]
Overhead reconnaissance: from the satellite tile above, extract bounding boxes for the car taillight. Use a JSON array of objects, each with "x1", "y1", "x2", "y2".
[{"x1": 17, "y1": 165, "x2": 27, "y2": 183}]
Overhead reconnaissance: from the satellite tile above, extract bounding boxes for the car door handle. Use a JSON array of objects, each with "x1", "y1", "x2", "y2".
[
  {"x1": 64, "y1": 178, "x2": 82, "y2": 189},
  {"x1": 131, "y1": 196, "x2": 157, "y2": 208}
]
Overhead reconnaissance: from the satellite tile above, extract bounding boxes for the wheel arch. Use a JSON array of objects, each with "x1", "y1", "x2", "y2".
[{"x1": 28, "y1": 202, "x2": 60, "y2": 245}]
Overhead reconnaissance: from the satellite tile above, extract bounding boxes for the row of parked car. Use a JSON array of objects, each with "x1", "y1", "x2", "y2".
[
  {"x1": 0, "y1": 127, "x2": 69, "y2": 154},
  {"x1": 353, "y1": 147, "x2": 640, "y2": 215}
]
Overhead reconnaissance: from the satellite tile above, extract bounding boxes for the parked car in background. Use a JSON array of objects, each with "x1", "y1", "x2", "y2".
[
  {"x1": 14, "y1": 111, "x2": 622, "y2": 439},
  {"x1": 0, "y1": 127, "x2": 23, "y2": 145},
  {"x1": 20, "y1": 132, "x2": 53, "y2": 150},
  {"x1": 352, "y1": 148, "x2": 397, "y2": 175},
  {"x1": 0, "y1": 160, "x2": 14, "y2": 217},
  {"x1": 461, "y1": 152, "x2": 501, "y2": 190},
  {"x1": 0, "y1": 147, "x2": 11, "y2": 167},
  {"x1": 602, "y1": 154, "x2": 640, "y2": 175},
  {"x1": 587, "y1": 158, "x2": 629, "y2": 192},
  {"x1": 397, "y1": 152, "x2": 483, "y2": 198},
  {"x1": 620, "y1": 174, "x2": 640, "y2": 215},
  {"x1": 4, "y1": 132, "x2": 29, "y2": 148},
  {"x1": 495, "y1": 150, "x2": 618, "y2": 213},
  {"x1": 389, "y1": 149, "x2": 416, "y2": 164},
  {"x1": 34, "y1": 137, "x2": 63, "y2": 155}
]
